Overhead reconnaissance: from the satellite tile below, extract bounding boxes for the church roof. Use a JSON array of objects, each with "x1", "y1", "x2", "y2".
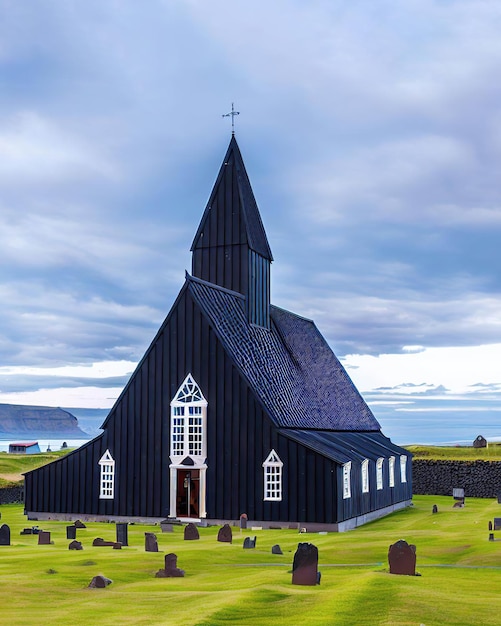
[
  {"x1": 190, "y1": 135, "x2": 273, "y2": 261},
  {"x1": 187, "y1": 274, "x2": 380, "y2": 432}
]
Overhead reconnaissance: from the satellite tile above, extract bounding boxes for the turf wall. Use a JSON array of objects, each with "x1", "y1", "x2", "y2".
[
  {"x1": 413, "y1": 459, "x2": 501, "y2": 498},
  {"x1": 0, "y1": 486, "x2": 24, "y2": 504}
]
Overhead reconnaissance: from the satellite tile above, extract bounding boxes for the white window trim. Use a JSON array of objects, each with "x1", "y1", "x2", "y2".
[
  {"x1": 376, "y1": 457, "x2": 384, "y2": 490},
  {"x1": 342, "y1": 461, "x2": 352, "y2": 499},
  {"x1": 361, "y1": 459, "x2": 370, "y2": 493},
  {"x1": 389, "y1": 456, "x2": 395, "y2": 488},
  {"x1": 170, "y1": 374, "x2": 207, "y2": 463},
  {"x1": 99, "y1": 449, "x2": 115, "y2": 500},
  {"x1": 400, "y1": 455, "x2": 408, "y2": 483},
  {"x1": 263, "y1": 449, "x2": 283, "y2": 501}
]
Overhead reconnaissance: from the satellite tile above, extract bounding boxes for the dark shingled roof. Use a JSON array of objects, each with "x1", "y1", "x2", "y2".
[{"x1": 187, "y1": 275, "x2": 380, "y2": 432}]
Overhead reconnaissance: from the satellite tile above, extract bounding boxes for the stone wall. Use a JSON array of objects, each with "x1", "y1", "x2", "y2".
[
  {"x1": 413, "y1": 459, "x2": 501, "y2": 498},
  {"x1": 0, "y1": 486, "x2": 24, "y2": 504}
]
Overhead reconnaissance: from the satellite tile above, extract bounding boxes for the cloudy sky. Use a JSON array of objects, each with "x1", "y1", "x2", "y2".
[{"x1": 0, "y1": 1, "x2": 500, "y2": 443}]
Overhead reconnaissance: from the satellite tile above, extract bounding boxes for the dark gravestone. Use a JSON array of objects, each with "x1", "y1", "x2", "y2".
[
  {"x1": 388, "y1": 539, "x2": 417, "y2": 576},
  {"x1": 494, "y1": 518, "x2": 501, "y2": 531},
  {"x1": 88, "y1": 575, "x2": 113, "y2": 588},
  {"x1": 217, "y1": 524, "x2": 232, "y2": 543},
  {"x1": 66, "y1": 525, "x2": 77, "y2": 540},
  {"x1": 272, "y1": 544, "x2": 283, "y2": 555},
  {"x1": 432, "y1": 505, "x2": 438, "y2": 514},
  {"x1": 240, "y1": 514, "x2": 248, "y2": 530},
  {"x1": 184, "y1": 523, "x2": 200, "y2": 541},
  {"x1": 243, "y1": 536, "x2": 256, "y2": 549},
  {"x1": 453, "y1": 501, "x2": 464, "y2": 508},
  {"x1": 489, "y1": 533, "x2": 495, "y2": 542},
  {"x1": 160, "y1": 520, "x2": 174, "y2": 533},
  {"x1": 38, "y1": 531, "x2": 52, "y2": 545},
  {"x1": 69, "y1": 540, "x2": 83, "y2": 550},
  {"x1": 20, "y1": 528, "x2": 33, "y2": 535},
  {"x1": 74, "y1": 520, "x2": 86, "y2": 529},
  {"x1": 145, "y1": 532, "x2": 159, "y2": 552},
  {"x1": 489, "y1": 520, "x2": 493, "y2": 531},
  {"x1": 93, "y1": 537, "x2": 117, "y2": 547},
  {"x1": 292, "y1": 543, "x2": 319, "y2": 586},
  {"x1": 155, "y1": 553, "x2": 185, "y2": 578},
  {"x1": 0, "y1": 524, "x2": 10, "y2": 546},
  {"x1": 116, "y1": 523, "x2": 128, "y2": 546}
]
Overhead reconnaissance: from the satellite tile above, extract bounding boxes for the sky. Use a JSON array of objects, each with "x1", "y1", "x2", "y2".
[{"x1": 0, "y1": 0, "x2": 500, "y2": 444}]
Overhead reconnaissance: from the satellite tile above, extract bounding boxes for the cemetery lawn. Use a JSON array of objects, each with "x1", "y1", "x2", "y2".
[{"x1": 1, "y1": 497, "x2": 501, "y2": 625}]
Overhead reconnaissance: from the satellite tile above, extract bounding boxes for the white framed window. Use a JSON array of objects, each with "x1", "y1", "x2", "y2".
[
  {"x1": 376, "y1": 458, "x2": 384, "y2": 490},
  {"x1": 389, "y1": 456, "x2": 395, "y2": 487},
  {"x1": 400, "y1": 455, "x2": 407, "y2": 483},
  {"x1": 263, "y1": 449, "x2": 283, "y2": 501},
  {"x1": 99, "y1": 449, "x2": 115, "y2": 499},
  {"x1": 170, "y1": 374, "x2": 207, "y2": 461},
  {"x1": 342, "y1": 461, "x2": 352, "y2": 499},
  {"x1": 361, "y1": 459, "x2": 369, "y2": 493}
]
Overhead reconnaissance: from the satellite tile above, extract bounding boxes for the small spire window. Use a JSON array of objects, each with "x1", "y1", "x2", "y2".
[
  {"x1": 99, "y1": 450, "x2": 115, "y2": 499},
  {"x1": 263, "y1": 450, "x2": 283, "y2": 501}
]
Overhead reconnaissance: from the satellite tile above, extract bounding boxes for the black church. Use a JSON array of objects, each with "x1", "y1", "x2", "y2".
[{"x1": 24, "y1": 136, "x2": 412, "y2": 531}]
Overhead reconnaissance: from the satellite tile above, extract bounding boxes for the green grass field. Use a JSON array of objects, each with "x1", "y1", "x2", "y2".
[{"x1": 1, "y1": 496, "x2": 501, "y2": 625}]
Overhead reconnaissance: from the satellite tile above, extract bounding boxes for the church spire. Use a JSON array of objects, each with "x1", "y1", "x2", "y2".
[{"x1": 191, "y1": 136, "x2": 272, "y2": 328}]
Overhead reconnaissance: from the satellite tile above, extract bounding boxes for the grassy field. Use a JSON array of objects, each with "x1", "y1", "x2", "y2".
[
  {"x1": 1, "y1": 496, "x2": 501, "y2": 625},
  {"x1": 406, "y1": 443, "x2": 501, "y2": 461},
  {"x1": 0, "y1": 449, "x2": 71, "y2": 487}
]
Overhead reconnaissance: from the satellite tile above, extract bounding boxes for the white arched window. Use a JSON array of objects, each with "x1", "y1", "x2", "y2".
[
  {"x1": 343, "y1": 461, "x2": 352, "y2": 499},
  {"x1": 376, "y1": 458, "x2": 384, "y2": 490},
  {"x1": 389, "y1": 456, "x2": 395, "y2": 487},
  {"x1": 400, "y1": 455, "x2": 408, "y2": 483},
  {"x1": 170, "y1": 374, "x2": 207, "y2": 462},
  {"x1": 361, "y1": 459, "x2": 370, "y2": 493},
  {"x1": 99, "y1": 449, "x2": 115, "y2": 499},
  {"x1": 263, "y1": 449, "x2": 283, "y2": 501}
]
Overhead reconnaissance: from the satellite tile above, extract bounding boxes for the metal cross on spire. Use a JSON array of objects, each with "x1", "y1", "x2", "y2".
[{"x1": 222, "y1": 103, "x2": 240, "y2": 135}]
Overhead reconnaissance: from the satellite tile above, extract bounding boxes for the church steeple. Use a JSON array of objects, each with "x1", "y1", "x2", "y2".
[{"x1": 191, "y1": 136, "x2": 273, "y2": 328}]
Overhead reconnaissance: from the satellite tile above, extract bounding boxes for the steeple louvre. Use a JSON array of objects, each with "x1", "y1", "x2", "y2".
[{"x1": 191, "y1": 136, "x2": 272, "y2": 328}]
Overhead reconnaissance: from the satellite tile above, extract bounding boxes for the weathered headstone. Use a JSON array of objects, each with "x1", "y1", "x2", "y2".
[
  {"x1": 38, "y1": 531, "x2": 52, "y2": 545},
  {"x1": 494, "y1": 518, "x2": 501, "y2": 531},
  {"x1": 69, "y1": 540, "x2": 83, "y2": 550},
  {"x1": 155, "y1": 553, "x2": 185, "y2": 578},
  {"x1": 184, "y1": 523, "x2": 199, "y2": 541},
  {"x1": 432, "y1": 504, "x2": 438, "y2": 514},
  {"x1": 240, "y1": 514, "x2": 248, "y2": 530},
  {"x1": 116, "y1": 522, "x2": 128, "y2": 546},
  {"x1": 0, "y1": 524, "x2": 11, "y2": 546},
  {"x1": 292, "y1": 542, "x2": 319, "y2": 585},
  {"x1": 453, "y1": 488, "x2": 465, "y2": 506},
  {"x1": 489, "y1": 520, "x2": 493, "y2": 531},
  {"x1": 217, "y1": 524, "x2": 232, "y2": 543},
  {"x1": 93, "y1": 537, "x2": 117, "y2": 547},
  {"x1": 272, "y1": 544, "x2": 283, "y2": 555},
  {"x1": 388, "y1": 539, "x2": 416, "y2": 576},
  {"x1": 20, "y1": 528, "x2": 33, "y2": 535},
  {"x1": 74, "y1": 520, "x2": 86, "y2": 529},
  {"x1": 88, "y1": 575, "x2": 112, "y2": 588},
  {"x1": 160, "y1": 520, "x2": 174, "y2": 533},
  {"x1": 243, "y1": 536, "x2": 256, "y2": 549},
  {"x1": 489, "y1": 533, "x2": 495, "y2": 542},
  {"x1": 145, "y1": 532, "x2": 159, "y2": 552},
  {"x1": 66, "y1": 525, "x2": 77, "y2": 540},
  {"x1": 453, "y1": 501, "x2": 464, "y2": 508}
]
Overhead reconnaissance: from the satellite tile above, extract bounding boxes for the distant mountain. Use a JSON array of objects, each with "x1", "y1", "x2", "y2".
[{"x1": 0, "y1": 403, "x2": 89, "y2": 438}]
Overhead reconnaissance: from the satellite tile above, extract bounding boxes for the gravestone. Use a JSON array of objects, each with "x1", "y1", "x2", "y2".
[
  {"x1": 388, "y1": 539, "x2": 416, "y2": 576},
  {"x1": 160, "y1": 520, "x2": 174, "y2": 533},
  {"x1": 453, "y1": 488, "x2": 465, "y2": 506},
  {"x1": 74, "y1": 520, "x2": 86, "y2": 528},
  {"x1": 494, "y1": 518, "x2": 501, "y2": 531},
  {"x1": 489, "y1": 521, "x2": 493, "y2": 531},
  {"x1": 155, "y1": 553, "x2": 185, "y2": 578},
  {"x1": 69, "y1": 540, "x2": 83, "y2": 550},
  {"x1": 0, "y1": 524, "x2": 11, "y2": 546},
  {"x1": 20, "y1": 528, "x2": 33, "y2": 535},
  {"x1": 243, "y1": 536, "x2": 256, "y2": 549},
  {"x1": 432, "y1": 505, "x2": 438, "y2": 514},
  {"x1": 93, "y1": 537, "x2": 117, "y2": 547},
  {"x1": 272, "y1": 544, "x2": 283, "y2": 555},
  {"x1": 116, "y1": 523, "x2": 128, "y2": 546},
  {"x1": 184, "y1": 523, "x2": 199, "y2": 541},
  {"x1": 145, "y1": 532, "x2": 159, "y2": 552},
  {"x1": 66, "y1": 525, "x2": 77, "y2": 540},
  {"x1": 473, "y1": 435, "x2": 487, "y2": 448},
  {"x1": 38, "y1": 531, "x2": 52, "y2": 545},
  {"x1": 489, "y1": 533, "x2": 495, "y2": 542},
  {"x1": 88, "y1": 575, "x2": 112, "y2": 588},
  {"x1": 453, "y1": 501, "x2": 464, "y2": 508},
  {"x1": 240, "y1": 514, "x2": 248, "y2": 530},
  {"x1": 217, "y1": 524, "x2": 232, "y2": 543},
  {"x1": 292, "y1": 542, "x2": 319, "y2": 585}
]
